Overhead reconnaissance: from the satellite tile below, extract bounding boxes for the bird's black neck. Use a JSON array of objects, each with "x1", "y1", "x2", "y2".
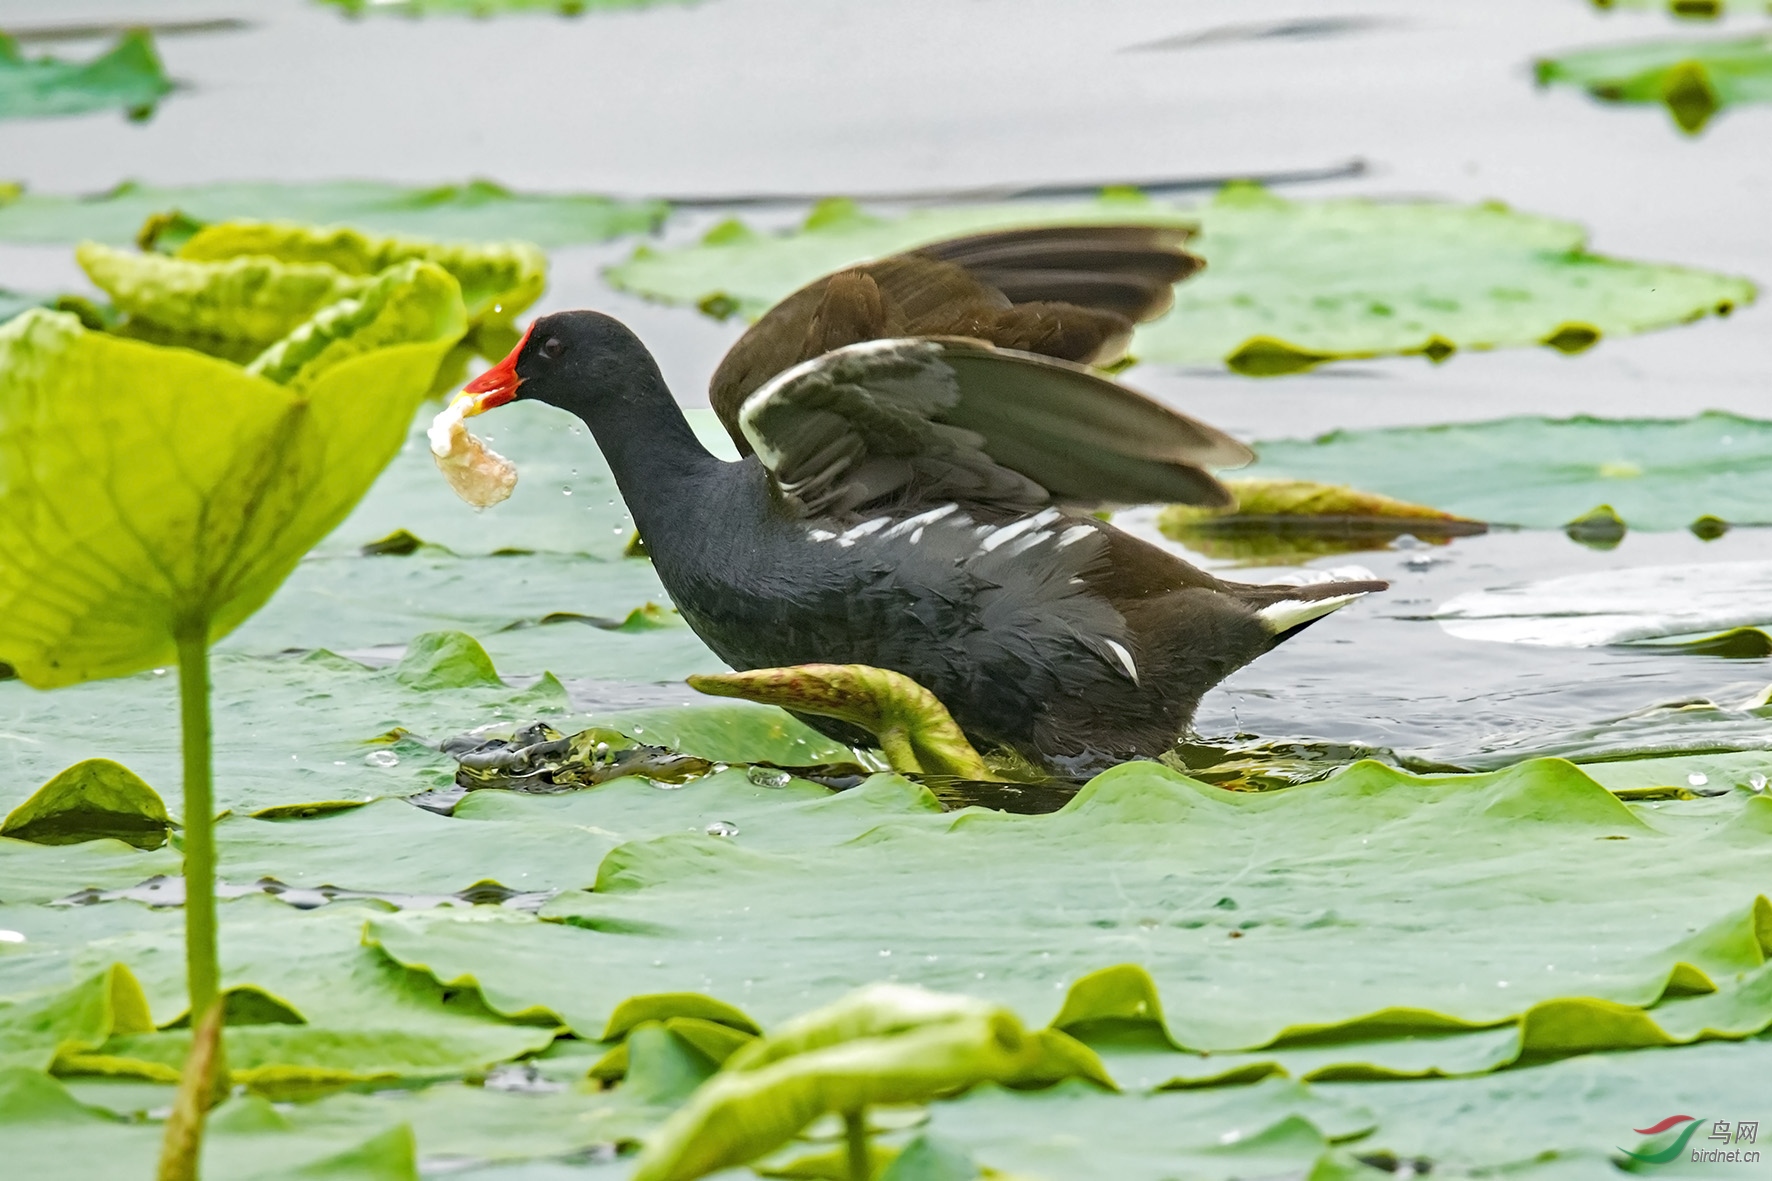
[{"x1": 549, "y1": 346, "x2": 727, "y2": 549}]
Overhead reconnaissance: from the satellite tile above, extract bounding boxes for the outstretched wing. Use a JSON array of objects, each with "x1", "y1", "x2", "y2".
[
  {"x1": 709, "y1": 224, "x2": 1202, "y2": 439},
  {"x1": 738, "y1": 336, "x2": 1250, "y2": 521}
]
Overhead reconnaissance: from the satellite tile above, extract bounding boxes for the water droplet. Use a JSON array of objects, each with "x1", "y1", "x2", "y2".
[
  {"x1": 492, "y1": 304, "x2": 503, "y2": 314},
  {"x1": 703, "y1": 820, "x2": 739, "y2": 838},
  {"x1": 747, "y1": 766, "x2": 791, "y2": 789},
  {"x1": 631, "y1": 726, "x2": 644, "y2": 734},
  {"x1": 561, "y1": 486, "x2": 572, "y2": 496},
  {"x1": 1687, "y1": 772, "x2": 1709, "y2": 787},
  {"x1": 0, "y1": 930, "x2": 24, "y2": 944},
  {"x1": 1749, "y1": 773, "x2": 1768, "y2": 793},
  {"x1": 650, "y1": 780, "x2": 684, "y2": 791},
  {"x1": 153, "y1": 668, "x2": 167, "y2": 676},
  {"x1": 1496, "y1": 980, "x2": 1509, "y2": 988},
  {"x1": 1402, "y1": 554, "x2": 1439, "y2": 571},
  {"x1": 878, "y1": 949, "x2": 891, "y2": 957},
  {"x1": 1391, "y1": 534, "x2": 1427, "y2": 551},
  {"x1": 364, "y1": 750, "x2": 400, "y2": 768}
]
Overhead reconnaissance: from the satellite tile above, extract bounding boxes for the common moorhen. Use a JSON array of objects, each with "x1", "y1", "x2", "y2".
[{"x1": 453, "y1": 225, "x2": 1385, "y2": 772}]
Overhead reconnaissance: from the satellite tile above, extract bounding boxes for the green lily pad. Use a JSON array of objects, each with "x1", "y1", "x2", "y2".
[
  {"x1": 1, "y1": 759, "x2": 171, "y2": 849},
  {"x1": 206, "y1": 771, "x2": 938, "y2": 899},
  {"x1": 1247, "y1": 412, "x2": 1772, "y2": 530},
  {"x1": 0, "y1": 1068, "x2": 427, "y2": 1181},
  {"x1": 0, "y1": 964, "x2": 154, "y2": 1071},
  {"x1": 0, "y1": 179, "x2": 663, "y2": 248},
  {"x1": 0, "y1": 30, "x2": 171, "y2": 122},
  {"x1": 605, "y1": 187, "x2": 1755, "y2": 373},
  {"x1": 10, "y1": 897, "x2": 558, "y2": 1085},
  {"x1": 369, "y1": 759, "x2": 1772, "y2": 1061},
  {"x1": 1537, "y1": 32, "x2": 1772, "y2": 133},
  {"x1": 920, "y1": 1077, "x2": 1374, "y2": 1181}
]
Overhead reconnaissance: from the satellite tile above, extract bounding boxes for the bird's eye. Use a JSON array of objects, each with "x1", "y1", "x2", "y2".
[{"x1": 539, "y1": 336, "x2": 566, "y2": 360}]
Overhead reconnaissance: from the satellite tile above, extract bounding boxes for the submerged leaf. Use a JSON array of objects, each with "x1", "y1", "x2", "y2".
[
  {"x1": 0, "y1": 758, "x2": 171, "y2": 849},
  {"x1": 688, "y1": 665, "x2": 997, "y2": 779},
  {"x1": 0, "y1": 296, "x2": 464, "y2": 687},
  {"x1": 606, "y1": 186, "x2": 1754, "y2": 371},
  {"x1": 0, "y1": 30, "x2": 171, "y2": 122}
]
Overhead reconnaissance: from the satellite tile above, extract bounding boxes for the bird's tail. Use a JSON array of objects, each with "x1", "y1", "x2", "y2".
[{"x1": 1238, "y1": 574, "x2": 1390, "y2": 644}]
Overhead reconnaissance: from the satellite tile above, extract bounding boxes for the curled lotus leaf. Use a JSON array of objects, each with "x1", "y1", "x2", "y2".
[
  {"x1": 631, "y1": 984, "x2": 1109, "y2": 1181},
  {"x1": 688, "y1": 664, "x2": 998, "y2": 780}
]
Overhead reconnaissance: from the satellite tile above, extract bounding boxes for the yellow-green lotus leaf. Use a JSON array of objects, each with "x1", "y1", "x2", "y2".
[
  {"x1": 632, "y1": 984, "x2": 1108, "y2": 1181},
  {"x1": 76, "y1": 242, "x2": 368, "y2": 345},
  {"x1": 0, "y1": 293, "x2": 465, "y2": 687}
]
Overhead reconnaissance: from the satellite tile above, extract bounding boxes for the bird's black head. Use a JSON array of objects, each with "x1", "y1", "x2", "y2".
[{"x1": 458, "y1": 309, "x2": 656, "y2": 422}]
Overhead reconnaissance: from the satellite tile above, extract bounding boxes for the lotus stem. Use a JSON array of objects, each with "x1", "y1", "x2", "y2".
[
  {"x1": 175, "y1": 629, "x2": 221, "y2": 1045},
  {"x1": 155, "y1": 998, "x2": 224, "y2": 1181},
  {"x1": 843, "y1": 1109, "x2": 869, "y2": 1181}
]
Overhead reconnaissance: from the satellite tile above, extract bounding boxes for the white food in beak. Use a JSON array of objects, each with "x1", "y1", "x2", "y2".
[{"x1": 430, "y1": 396, "x2": 517, "y2": 509}]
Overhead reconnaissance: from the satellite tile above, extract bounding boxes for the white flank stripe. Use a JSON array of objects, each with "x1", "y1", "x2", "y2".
[
  {"x1": 1057, "y1": 525, "x2": 1095, "y2": 547},
  {"x1": 808, "y1": 528, "x2": 837, "y2": 542},
  {"x1": 841, "y1": 517, "x2": 891, "y2": 542},
  {"x1": 881, "y1": 503, "x2": 960, "y2": 539},
  {"x1": 981, "y1": 509, "x2": 1061, "y2": 552},
  {"x1": 1104, "y1": 640, "x2": 1139, "y2": 684}
]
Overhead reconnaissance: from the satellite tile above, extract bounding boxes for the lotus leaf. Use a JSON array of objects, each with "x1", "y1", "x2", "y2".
[
  {"x1": 0, "y1": 298, "x2": 464, "y2": 686},
  {"x1": 1537, "y1": 32, "x2": 1772, "y2": 133},
  {"x1": 0, "y1": 30, "x2": 171, "y2": 122},
  {"x1": 0, "y1": 178, "x2": 662, "y2": 248},
  {"x1": 688, "y1": 665, "x2": 996, "y2": 778},
  {"x1": 605, "y1": 187, "x2": 1755, "y2": 372},
  {"x1": 1247, "y1": 412, "x2": 1772, "y2": 529},
  {"x1": 76, "y1": 244, "x2": 369, "y2": 347},
  {"x1": 366, "y1": 759, "x2": 1772, "y2": 1067},
  {"x1": 0, "y1": 965, "x2": 154, "y2": 1072},
  {"x1": 1, "y1": 758, "x2": 171, "y2": 849},
  {"x1": 2, "y1": 897, "x2": 555, "y2": 1084},
  {"x1": 632, "y1": 984, "x2": 1108, "y2": 1181},
  {"x1": 0, "y1": 1068, "x2": 427, "y2": 1181}
]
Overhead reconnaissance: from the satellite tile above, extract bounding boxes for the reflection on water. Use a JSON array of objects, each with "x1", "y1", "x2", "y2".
[{"x1": 1160, "y1": 525, "x2": 1772, "y2": 774}]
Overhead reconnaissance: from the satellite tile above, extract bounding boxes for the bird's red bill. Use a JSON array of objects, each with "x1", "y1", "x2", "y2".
[{"x1": 460, "y1": 323, "x2": 533, "y2": 413}]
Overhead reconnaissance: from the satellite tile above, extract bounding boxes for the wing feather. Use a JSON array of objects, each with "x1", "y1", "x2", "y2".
[{"x1": 739, "y1": 337, "x2": 1247, "y2": 520}]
